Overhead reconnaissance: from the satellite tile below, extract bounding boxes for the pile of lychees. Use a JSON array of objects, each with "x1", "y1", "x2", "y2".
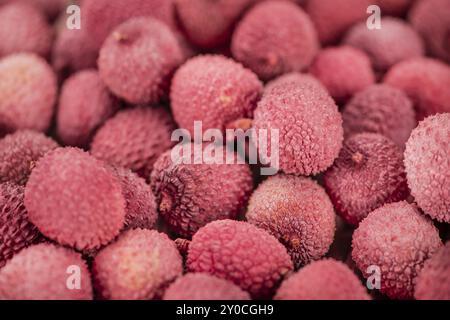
[{"x1": 0, "y1": 0, "x2": 449, "y2": 300}]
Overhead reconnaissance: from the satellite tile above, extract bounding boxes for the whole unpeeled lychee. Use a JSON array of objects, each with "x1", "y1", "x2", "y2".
[
  {"x1": 0, "y1": 3, "x2": 53, "y2": 58},
  {"x1": 163, "y1": 273, "x2": 251, "y2": 300},
  {"x1": 275, "y1": 259, "x2": 370, "y2": 300},
  {"x1": 309, "y1": 46, "x2": 375, "y2": 104},
  {"x1": 25, "y1": 148, "x2": 126, "y2": 251},
  {"x1": 253, "y1": 74, "x2": 343, "y2": 176},
  {"x1": 0, "y1": 130, "x2": 58, "y2": 185},
  {"x1": 352, "y1": 201, "x2": 442, "y2": 299},
  {"x1": 150, "y1": 143, "x2": 254, "y2": 238},
  {"x1": 384, "y1": 57, "x2": 450, "y2": 120},
  {"x1": 342, "y1": 84, "x2": 416, "y2": 148},
  {"x1": 231, "y1": 0, "x2": 319, "y2": 81},
  {"x1": 56, "y1": 70, "x2": 118, "y2": 147},
  {"x1": 0, "y1": 53, "x2": 57, "y2": 134},
  {"x1": 170, "y1": 55, "x2": 262, "y2": 137},
  {"x1": 404, "y1": 113, "x2": 450, "y2": 223},
  {"x1": 0, "y1": 243, "x2": 93, "y2": 300},
  {"x1": 0, "y1": 182, "x2": 41, "y2": 268},
  {"x1": 246, "y1": 175, "x2": 335, "y2": 268},
  {"x1": 98, "y1": 17, "x2": 183, "y2": 105},
  {"x1": 93, "y1": 229, "x2": 182, "y2": 300},
  {"x1": 324, "y1": 133, "x2": 409, "y2": 226},
  {"x1": 187, "y1": 219, "x2": 293, "y2": 299}
]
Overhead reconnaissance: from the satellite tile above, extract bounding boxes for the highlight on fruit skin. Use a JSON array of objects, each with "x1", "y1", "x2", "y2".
[
  {"x1": 275, "y1": 259, "x2": 371, "y2": 300},
  {"x1": 323, "y1": 133, "x2": 409, "y2": 226},
  {"x1": 404, "y1": 113, "x2": 450, "y2": 223},
  {"x1": 92, "y1": 228, "x2": 183, "y2": 300},
  {"x1": 150, "y1": 142, "x2": 254, "y2": 238},
  {"x1": 163, "y1": 273, "x2": 251, "y2": 300},
  {"x1": 0, "y1": 243, "x2": 93, "y2": 300},
  {"x1": 187, "y1": 219, "x2": 294, "y2": 299},
  {"x1": 25, "y1": 147, "x2": 126, "y2": 251},
  {"x1": 352, "y1": 201, "x2": 442, "y2": 299},
  {"x1": 246, "y1": 174, "x2": 335, "y2": 269},
  {"x1": 0, "y1": 182, "x2": 41, "y2": 268}
]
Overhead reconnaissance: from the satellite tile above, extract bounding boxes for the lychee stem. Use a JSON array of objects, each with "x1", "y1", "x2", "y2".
[
  {"x1": 352, "y1": 151, "x2": 364, "y2": 164},
  {"x1": 159, "y1": 192, "x2": 173, "y2": 212}
]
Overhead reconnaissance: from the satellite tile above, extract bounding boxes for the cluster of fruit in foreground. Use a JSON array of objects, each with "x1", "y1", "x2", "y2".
[{"x1": 0, "y1": 0, "x2": 449, "y2": 300}]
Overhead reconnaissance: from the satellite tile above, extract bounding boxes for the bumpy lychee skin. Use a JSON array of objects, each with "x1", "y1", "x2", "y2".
[
  {"x1": 404, "y1": 113, "x2": 450, "y2": 223},
  {"x1": 344, "y1": 18, "x2": 424, "y2": 72},
  {"x1": 246, "y1": 175, "x2": 335, "y2": 268},
  {"x1": 170, "y1": 55, "x2": 262, "y2": 136},
  {"x1": 324, "y1": 133, "x2": 408, "y2": 226},
  {"x1": 409, "y1": 0, "x2": 450, "y2": 63},
  {"x1": 352, "y1": 201, "x2": 442, "y2": 299},
  {"x1": 376, "y1": 0, "x2": 414, "y2": 16},
  {"x1": 0, "y1": 183, "x2": 41, "y2": 268},
  {"x1": 275, "y1": 259, "x2": 370, "y2": 300},
  {"x1": 25, "y1": 148, "x2": 126, "y2": 251},
  {"x1": 57, "y1": 70, "x2": 118, "y2": 147},
  {"x1": 306, "y1": 0, "x2": 371, "y2": 44},
  {"x1": 93, "y1": 229, "x2": 183, "y2": 300},
  {"x1": 0, "y1": 243, "x2": 92, "y2": 300},
  {"x1": 91, "y1": 107, "x2": 175, "y2": 180},
  {"x1": 52, "y1": 21, "x2": 98, "y2": 74},
  {"x1": 0, "y1": 53, "x2": 57, "y2": 134},
  {"x1": 342, "y1": 84, "x2": 416, "y2": 148},
  {"x1": 415, "y1": 242, "x2": 450, "y2": 300},
  {"x1": 384, "y1": 57, "x2": 450, "y2": 120},
  {"x1": 253, "y1": 74, "x2": 343, "y2": 176},
  {"x1": 111, "y1": 166, "x2": 157, "y2": 231},
  {"x1": 0, "y1": 3, "x2": 53, "y2": 58},
  {"x1": 187, "y1": 220, "x2": 293, "y2": 299},
  {"x1": 5, "y1": 0, "x2": 69, "y2": 20},
  {"x1": 150, "y1": 143, "x2": 254, "y2": 238},
  {"x1": 0, "y1": 130, "x2": 58, "y2": 185},
  {"x1": 309, "y1": 46, "x2": 375, "y2": 104},
  {"x1": 83, "y1": 0, "x2": 177, "y2": 50},
  {"x1": 98, "y1": 17, "x2": 183, "y2": 105},
  {"x1": 231, "y1": 0, "x2": 319, "y2": 81},
  {"x1": 164, "y1": 273, "x2": 251, "y2": 300}
]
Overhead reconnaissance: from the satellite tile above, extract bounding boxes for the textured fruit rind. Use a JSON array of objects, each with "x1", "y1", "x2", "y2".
[
  {"x1": 163, "y1": 273, "x2": 251, "y2": 300},
  {"x1": 170, "y1": 54, "x2": 262, "y2": 136},
  {"x1": 187, "y1": 219, "x2": 294, "y2": 299},
  {"x1": 352, "y1": 201, "x2": 442, "y2": 299},
  {"x1": 253, "y1": 74, "x2": 343, "y2": 176},
  {"x1": 231, "y1": 0, "x2": 319, "y2": 80},
  {"x1": 91, "y1": 107, "x2": 175, "y2": 180},
  {"x1": 0, "y1": 182, "x2": 41, "y2": 268},
  {"x1": 246, "y1": 174, "x2": 335, "y2": 268},
  {"x1": 415, "y1": 242, "x2": 450, "y2": 300},
  {"x1": 324, "y1": 133, "x2": 409, "y2": 225},
  {"x1": 0, "y1": 130, "x2": 58, "y2": 185},
  {"x1": 25, "y1": 148, "x2": 126, "y2": 251},
  {"x1": 342, "y1": 84, "x2": 416, "y2": 148},
  {"x1": 0, "y1": 243, "x2": 93, "y2": 300},
  {"x1": 93, "y1": 229, "x2": 183, "y2": 300},
  {"x1": 275, "y1": 259, "x2": 371, "y2": 300},
  {"x1": 151, "y1": 143, "x2": 254, "y2": 238},
  {"x1": 404, "y1": 113, "x2": 450, "y2": 223}
]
